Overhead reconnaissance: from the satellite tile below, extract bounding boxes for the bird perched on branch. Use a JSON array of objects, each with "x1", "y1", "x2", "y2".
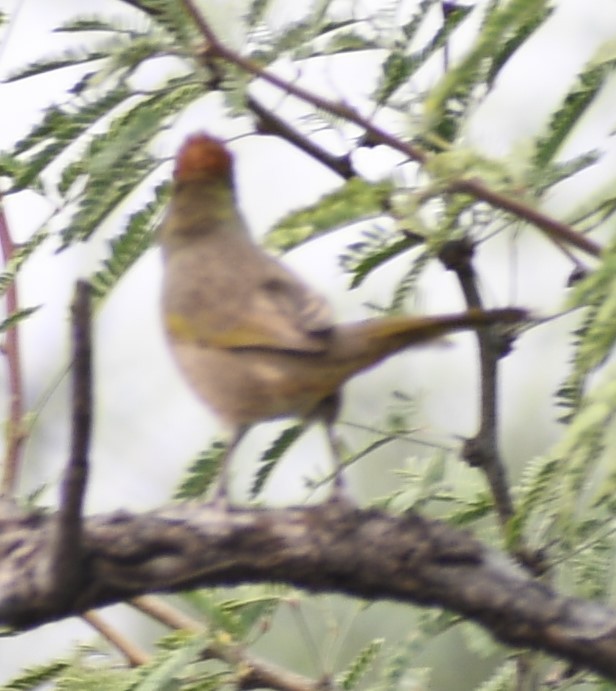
[{"x1": 159, "y1": 133, "x2": 525, "y2": 503}]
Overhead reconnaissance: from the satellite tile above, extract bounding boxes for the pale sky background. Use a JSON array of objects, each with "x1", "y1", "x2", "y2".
[{"x1": 1, "y1": 0, "x2": 616, "y2": 683}]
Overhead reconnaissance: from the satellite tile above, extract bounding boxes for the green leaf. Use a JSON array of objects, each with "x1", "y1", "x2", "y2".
[
  {"x1": 401, "y1": 0, "x2": 440, "y2": 42},
  {"x1": 534, "y1": 61, "x2": 616, "y2": 169},
  {"x1": 174, "y1": 439, "x2": 226, "y2": 500},
  {"x1": 381, "y1": 633, "x2": 429, "y2": 689},
  {"x1": 375, "y1": 0, "x2": 471, "y2": 106},
  {"x1": 218, "y1": 589, "x2": 284, "y2": 636},
  {"x1": 568, "y1": 241, "x2": 616, "y2": 372},
  {"x1": 11, "y1": 22, "x2": 177, "y2": 88},
  {"x1": 61, "y1": 158, "x2": 158, "y2": 245},
  {"x1": 245, "y1": 0, "x2": 272, "y2": 27},
  {"x1": 60, "y1": 82, "x2": 202, "y2": 245},
  {"x1": 570, "y1": 195, "x2": 616, "y2": 234},
  {"x1": 316, "y1": 31, "x2": 378, "y2": 55},
  {"x1": 266, "y1": 179, "x2": 392, "y2": 252},
  {"x1": 389, "y1": 248, "x2": 431, "y2": 311},
  {"x1": 13, "y1": 88, "x2": 127, "y2": 155},
  {"x1": 0, "y1": 230, "x2": 49, "y2": 297},
  {"x1": 90, "y1": 184, "x2": 166, "y2": 302},
  {"x1": 131, "y1": 633, "x2": 206, "y2": 691},
  {"x1": 426, "y1": 0, "x2": 549, "y2": 134},
  {"x1": 530, "y1": 151, "x2": 599, "y2": 195},
  {"x1": 251, "y1": 424, "x2": 304, "y2": 497},
  {"x1": 181, "y1": 590, "x2": 245, "y2": 638},
  {"x1": 475, "y1": 660, "x2": 517, "y2": 691},
  {"x1": 340, "y1": 231, "x2": 425, "y2": 290},
  {"x1": 0, "y1": 659, "x2": 69, "y2": 690},
  {"x1": 510, "y1": 455, "x2": 560, "y2": 539},
  {"x1": 485, "y1": 3, "x2": 552, "y2": 86},
  {"x1": 337, "y1": 638, "x2": 383, "y2": 690},
  {"x1": 10, "y1": 88, "x2": 131, "y2": 191},
  {"x1": 0, "y1": 306, "x2": 40, "y2": 333},
  {"x1": 4, "y1": 47, "x2": 110, "y2": 82},
  {"x1": 446, "y1": 492, "x2": 494, "y2": 527},
  {"x1": 116, "y1": 0, "x2": 195, "y2": 45},
  {"x1": 54, "y1": 17, "x2": 129, "y2": 33}
]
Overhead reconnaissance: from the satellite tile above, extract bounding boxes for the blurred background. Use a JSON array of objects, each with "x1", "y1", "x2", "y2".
[{"x1": 1, "y1": 0, "x2": 616, "y2": 687}]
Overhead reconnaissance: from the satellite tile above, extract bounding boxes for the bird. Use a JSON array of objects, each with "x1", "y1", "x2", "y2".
[{"x1": 159, "y1": 132, "x2": 525, "y2": 503}]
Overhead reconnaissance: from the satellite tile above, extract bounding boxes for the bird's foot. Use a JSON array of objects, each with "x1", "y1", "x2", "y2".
[
  {"x1": 207, "y1": 481, "x2": 234, "y2": 511},
  {"x1": 327, "y1": 473, "x2": 356, "y2": 507}
]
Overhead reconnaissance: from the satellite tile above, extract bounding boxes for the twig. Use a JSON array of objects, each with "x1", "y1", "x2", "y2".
[
  {"x1": 0, "y1": 200, "x2": 26, "y2": 496},
  {"x1": 440, "y1": 237, "x2": 542, "y2": 691},
  {"x1": 82, "y1": 610, "x2": 149, "y2": 666},
  {"x1": 131, "y1": 595, "x2": 202, "y2": 632},
  {"x1": 131, "y1": 595, "x2": 323, "y2": 691},
  {"x1": 246, "y1": 93, "x2": 355, "y2": 180},
  {"x1": 450, "y1": 177, "x2": 601, "y2": 258},
  {"x1": 179, "y1": 0, "x2": 602, "y2": 259},
  {"x1": 438, "y1": 238, "x2": 515, "y2": 527},
  {"x1": 49, "y1": 281, "x2": 92, "y2": 601}
]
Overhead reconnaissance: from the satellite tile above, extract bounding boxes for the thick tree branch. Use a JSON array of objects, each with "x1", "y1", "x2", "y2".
[
  {"x1": 1, "y1": 502, "x2": 616, "y2": 680},
  {"x1": 180, "y1": 0, "x2": 602, "y2": 259}
]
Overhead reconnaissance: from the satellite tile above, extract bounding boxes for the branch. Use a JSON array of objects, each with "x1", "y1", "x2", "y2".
[
  {"x1": 131, "y1": 595, "x2": 202, "y2": 632},
  {"x1": 246, "y1": 94, "x2": 355, "y2": 180},
  {"x1": 179, "y1": 0, "x2": 603, "y2": 259},
  {"x1": 82, "y1": 610, "x2": 148, "y2": 666},
  {"x1": 48, "y1": 281, "x2": 92, "y2": 604},
  {"x1": 1, "y1": 502, "x2": 616, "y2": 680},
  {"x1": 439, "y1": 239, "x2": 515, "y2": 528}
]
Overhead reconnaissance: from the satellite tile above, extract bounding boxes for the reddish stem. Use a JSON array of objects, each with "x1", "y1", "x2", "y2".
[{"x1": 0, "y1": 199, "x2": 25, "y2": 496}]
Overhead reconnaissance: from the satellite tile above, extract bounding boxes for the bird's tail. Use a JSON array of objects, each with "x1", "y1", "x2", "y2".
[{"x1": 332, "y1": 307, "x2": 527, "y2": 372}]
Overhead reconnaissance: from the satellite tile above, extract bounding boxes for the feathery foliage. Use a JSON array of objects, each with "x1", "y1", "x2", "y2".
[
  {"x1": 0, "y1": 659, "x2": 70, "y2": 690},
  {"x1": 251, "y1": 423, "x2": 304, "y2": 497},
  {"x1": 0, "y1": 306, "x2": 40, "y2": 333},
  {"x1": 337, "y1": 637, "x2": 384, "y2": 690},
  {"x1": 89, "y1": 182, "x2": 167, "y2": 300},
  {"x1": 174, "y1": 439, "x2": 227, "y2": 500},
  {"x1": 266, "y1": 178, "x2": 393, "y2": 252}
]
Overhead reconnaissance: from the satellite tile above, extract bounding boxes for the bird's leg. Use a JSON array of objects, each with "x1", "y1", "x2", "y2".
[
  {"x1": 317, "y1": 394, "x2": 352, "y2": 502},
  {"x1": 324, "y1": 423, "x2": 351, "y2": 500},
  {"x1": 210, "y1": 425, "x2": 248, "y2": 507}
]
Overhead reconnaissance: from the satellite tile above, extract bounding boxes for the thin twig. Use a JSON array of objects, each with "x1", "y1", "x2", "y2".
[
  {"x1": 49, "y1": 281, "x2": 92, "y2": 601},
  {"x1": 131, "y1": 595, "x2": 202, "y2": 632},
  {"x1": 131, "y1": 595, "x2": 323, "y2": 691},
  {"x1": 246, "y1": 93, "x2": 355, "y2": 180},
  {"x1": 438, "y1": 238, "x2": 515, "y2": 526},
  {"x1": 180, "y1": 0, "x2": 602, "y2": 259},
  {"x1": 82, "y1": 610, "x2": 149, "y2": 666},
  {"x1": 441, "y1": 235, "x2": 547, "y2": 691},
  {"x1": 450, "y1": 177, "x2": 601, "y2": 258},
  {"x1": 0, "y1": 200, "x2": 25, "y2": 496}
]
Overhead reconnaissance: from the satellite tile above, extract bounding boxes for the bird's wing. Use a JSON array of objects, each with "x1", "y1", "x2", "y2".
[
  {"x1": 209, "y1": 268, "x2": 334, "y2": 352},
  {"x1": 165, "y1": 261, "x2": 334, "y2": 353}
]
